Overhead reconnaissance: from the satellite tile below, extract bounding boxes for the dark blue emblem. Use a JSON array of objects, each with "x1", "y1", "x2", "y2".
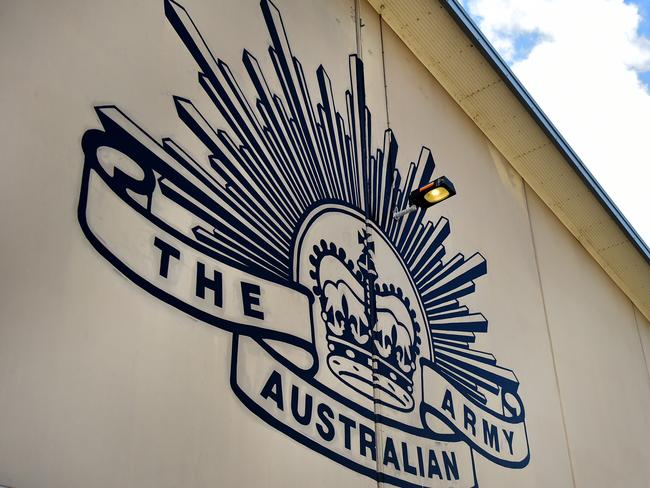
[{"x1": 77, "y1": 1, "x2": 530, "y2": 485}]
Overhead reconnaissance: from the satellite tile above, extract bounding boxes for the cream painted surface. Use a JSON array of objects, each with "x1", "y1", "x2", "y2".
[
  {"x1": 379, "y1": 19, "x2": 574, "y2": 488},
  {"x1": 1, "y1": 0, "x2": 649, "y2": 487},
  {"x1": 636, "y1": 308, "x2": 650, "y2": 380},
  {"x1": 358, "y1": 0, "x2": 388, "y2": 134},
  {"x1": 366, "y1": 0, "x2": 650, "y2": 322},
  {"x1": 0, "y1": 1, "x2": 372, "y2": 487},
  {"x1": 527, "y1": 188, "x2": 650, "y2": 488}
]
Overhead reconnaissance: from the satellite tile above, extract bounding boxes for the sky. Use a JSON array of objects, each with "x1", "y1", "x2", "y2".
[{"x1": 461, "y1": 0, "x2": 650, "y2": 245}]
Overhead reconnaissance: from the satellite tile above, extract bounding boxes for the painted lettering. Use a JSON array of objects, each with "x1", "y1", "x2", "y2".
[
  {"x1": 503, "y1": 429, "x2": 515, "y2": 455},
  {"x1": 338, "y1": 413, "x2": 356, "y2": 450},
  {"x1": 427, "y1": 449, "x2": 442, "y2": 479},
  {"x1": 316, "y1": 403, "x2": 335, "y2": 442},
  {"x1": 441, "y1": 388, "x2": 455, "y2": 419},
  {"x1": 358, "y1": 423, "x2": 376, "y2": 461},
  {"x1": 401, "y1": 442, "x2": 417, "y2": 475},
  {"x1": 290, "y1": 384, "x2": 312, "y2": 425},
  {"x1": 195, "y1": 261, "x2": 223, "y2": 307},
  {"x1": 153, "y1": 236, "x2": 180, "y2": 278},
  {"x1": 260, "y1": 370, "x2": 284, "y2": 411},
  {"x1": 241, "y1": 281, "x2": 264, "y2": 320},
  {"x1": 382, "y1": 437, "x2": 400, "y2": 470},
  {"x1": 463, "y1": 405, "x2": 476, "y2": 436},
  {"x1": 482, "y1": 419, "x2": 499, "y2": 452},
  {"x1": 416, "y1": 445, "x2": 425, "y2": 477},
  {"x1": 442, "y1": 451, "x2": 459, "y2": 481}
]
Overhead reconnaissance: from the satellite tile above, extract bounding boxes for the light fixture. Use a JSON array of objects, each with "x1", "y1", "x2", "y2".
[{"x1": 393, "y1": 176, "x2": 456, "y2": 220}]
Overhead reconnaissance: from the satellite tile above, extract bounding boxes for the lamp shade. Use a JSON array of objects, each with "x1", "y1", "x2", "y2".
[{"x1": 408, "y1": 176, "x2": 456, "y2": 210}]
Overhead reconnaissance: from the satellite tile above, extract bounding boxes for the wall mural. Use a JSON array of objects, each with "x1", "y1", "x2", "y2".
[{"x1": 77, "y1": 0, "x2": 529, "y2": 485}]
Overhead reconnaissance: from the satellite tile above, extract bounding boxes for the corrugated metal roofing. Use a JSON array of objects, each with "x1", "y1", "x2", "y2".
[{"x1": 367, "y1": 0, "x2": 650, "y2": 320}]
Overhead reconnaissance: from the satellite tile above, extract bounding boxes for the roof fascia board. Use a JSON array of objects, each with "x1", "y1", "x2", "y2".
[{"x1": 366, "y1": 0, "x2": 650, "y2": 320}]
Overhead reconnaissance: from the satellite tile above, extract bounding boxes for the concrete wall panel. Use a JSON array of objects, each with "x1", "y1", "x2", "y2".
[
  {"x1": 0, "y1": 1, "x2": 375, "y2": 487},
  {"x1": 527, "y1": 188, "x2": 650, "y2": 488},
  {"x1": 379, "y1": 18, "x2": 574, "y2": 488},
  {"x1": 1, "y1": 1, "x2": 648, "y2": 487}
]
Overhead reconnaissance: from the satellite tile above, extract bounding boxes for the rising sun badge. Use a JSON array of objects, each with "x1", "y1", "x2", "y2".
[{"x1": 77, "y1": 1, "x2": 530, "y2": 486}]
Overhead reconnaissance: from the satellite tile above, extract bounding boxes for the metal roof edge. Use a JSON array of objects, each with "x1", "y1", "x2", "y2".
[{"x1": 440, "y1": 0, "x2": 650, "y2": 265}]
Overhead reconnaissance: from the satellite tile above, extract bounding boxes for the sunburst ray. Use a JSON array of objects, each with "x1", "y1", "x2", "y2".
[{"x1": 154, "y1": 0, "x2": 520, "y2": 405}]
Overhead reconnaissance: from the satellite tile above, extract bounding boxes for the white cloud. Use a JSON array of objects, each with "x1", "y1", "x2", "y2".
[{"x1": 464, "y1": 0, "x2": 650, "y2": 244}]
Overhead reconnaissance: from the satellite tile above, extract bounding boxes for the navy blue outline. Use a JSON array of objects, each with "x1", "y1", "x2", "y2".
[
  {"x1": 76, "y1": 0, "x2": 531, "y2": 484},
  {"x1": 420, "y1": 359, "x2": 530, "y2": 469},
  {"x1": 78, "y1": 116, "x2": 317, "y2": 367},
  {"x1": 230, "y1": 334, "x2": 479, "y2": 488}
]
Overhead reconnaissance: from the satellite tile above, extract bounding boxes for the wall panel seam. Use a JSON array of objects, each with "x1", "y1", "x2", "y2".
[
  {"x1": 379, "y1": 16, "x2": 390, "y2": 129},
  {"x1": 632, "y1": 305, "x2": 650, "y2": 385},
  {"x1": 356, "y1": 5, "x2": 382, "y2": 486},
  {"x1": 523, "y1": 183, "x2": 578, "y2": 488},
  {"x1": 354, "y1": 0, "x2": 363, "y2": 59}
]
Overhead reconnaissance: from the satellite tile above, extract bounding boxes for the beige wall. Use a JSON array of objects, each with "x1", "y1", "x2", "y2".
[
  {"x1": 378, "y1": 18, "x2": 574, "y2": 488},
  {"x1": 0, "y1": 0, "x2": 649, "y2": 487},
  {"x1": 526, "y1": 188, "x2": 650, "y2": 487}
]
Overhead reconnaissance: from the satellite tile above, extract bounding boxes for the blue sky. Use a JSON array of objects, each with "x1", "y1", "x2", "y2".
[
  {"x1": 507, "y1": 1, "x2": 650, "y2": 85},
  {"x1": 463, "y1": 0, "x2": 650, "y2": 244},
  {"x1": 637, "y1": 0, "x2": 650, "y2": 85},
  {"x1": 509, "y1": 30, "x2": 548, "y2": 62}
]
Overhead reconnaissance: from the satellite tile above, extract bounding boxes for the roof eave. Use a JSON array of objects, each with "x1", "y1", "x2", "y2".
[
  {"x1": 367, "y1": 0, "x2": 650, "y2": 320},
  {"x1": 441, "y1": 0, "x2": 650, "y2": 263}
]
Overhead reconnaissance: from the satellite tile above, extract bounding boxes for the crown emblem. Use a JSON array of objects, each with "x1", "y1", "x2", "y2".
[{"x1": 310, "y1": 231, "x2": 421, "y2": 411}]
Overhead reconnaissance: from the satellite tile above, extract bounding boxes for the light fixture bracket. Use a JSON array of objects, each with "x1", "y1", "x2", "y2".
[{"x1": 393, "y1": 176, "x2": 456, "y2": 220}]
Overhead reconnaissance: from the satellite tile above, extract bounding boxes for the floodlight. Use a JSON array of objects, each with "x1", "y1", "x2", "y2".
[{"x1": 393, "y1": 176, "x2": 456, "y2": 220}]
